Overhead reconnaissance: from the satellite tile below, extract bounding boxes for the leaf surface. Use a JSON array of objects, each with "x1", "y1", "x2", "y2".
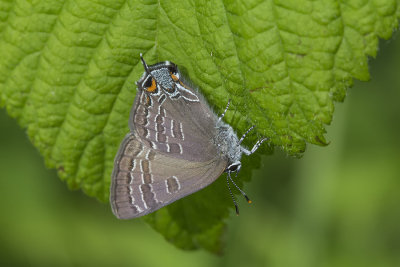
[{"x1": 0, "y1": 0, "x2": 398, "y2": 252}]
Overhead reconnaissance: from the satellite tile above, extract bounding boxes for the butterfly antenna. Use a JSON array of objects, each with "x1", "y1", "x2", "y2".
[
  {"x1": 229, "y1": 172, "x2": 252, "y2": 204},
  {"x1": 218, "y1": 99, "x2": 231, "y2": 123},
  {"x1": 140, "y1": 53, "x2": 151, "y2": 74},
  {"x1": 227, "y1": 172, "x2": 240, "y2": 215},
  {"x1": 239, "y1": 125, "x2": 256, "y2": 144}
]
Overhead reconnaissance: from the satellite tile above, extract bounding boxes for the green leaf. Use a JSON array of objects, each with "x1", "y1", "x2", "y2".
[{"x1": 0, "y1": 0, "x2": 398, "y2": 253}]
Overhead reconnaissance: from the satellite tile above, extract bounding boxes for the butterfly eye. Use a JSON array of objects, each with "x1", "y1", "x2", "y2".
[
  {"x1": 170, "y1": 72, "x2": 179, "y2": 82},
  {"x1": 227, "y1": 162, "x2": 241, "y2": 172}
]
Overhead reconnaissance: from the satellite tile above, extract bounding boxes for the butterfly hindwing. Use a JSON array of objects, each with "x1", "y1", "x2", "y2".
[{"x1": 110, "y1": 133, "x2": 227, "y2": 219}]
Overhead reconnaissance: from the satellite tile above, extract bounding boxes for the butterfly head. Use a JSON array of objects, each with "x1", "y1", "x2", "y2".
[{"x1": 137, "y1": 53, "x2": 179, "y2": 93}]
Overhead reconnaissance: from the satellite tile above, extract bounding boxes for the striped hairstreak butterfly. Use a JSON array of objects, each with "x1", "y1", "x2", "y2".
[{"x1": 110, "y1": 54, "x2": 267, "y2": 219}]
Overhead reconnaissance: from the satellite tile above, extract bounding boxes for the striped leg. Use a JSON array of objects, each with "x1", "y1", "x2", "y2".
[
  {"x1": 241, "y1": 138, "x2": 268, "y2": 156},
  {"x1": 217, "y1": 99, "x2": 231, "y2": 123}
]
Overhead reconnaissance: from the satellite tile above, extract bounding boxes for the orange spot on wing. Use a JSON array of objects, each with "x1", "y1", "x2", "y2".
[
  {"x1": 170, "y1": 72, "x2": 191, "y2": 90},
  {"x1": 170, "y1": 73, "x2": 179, "y2": 82},
  {"x1": 147, "y1": 79, "x2": 157, "y2": 92},
  {"x1": 145, "y1": 95, "x2": 151, "y2": 106}
]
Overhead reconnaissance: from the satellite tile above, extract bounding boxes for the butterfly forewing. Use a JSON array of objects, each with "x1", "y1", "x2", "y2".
[
  {"x1": 110, "y1": 133, "x2": 227, "y2": 219},
  {"x1": 130, "y1": 75, "x2": 219, "y2": 162}
]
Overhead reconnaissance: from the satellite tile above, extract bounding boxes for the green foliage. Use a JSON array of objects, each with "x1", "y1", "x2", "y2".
[{"x1": 0, "y1": 0, "x2": 399, "y2": 253}]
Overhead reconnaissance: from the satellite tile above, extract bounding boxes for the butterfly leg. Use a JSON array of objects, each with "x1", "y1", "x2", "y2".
[
  {"x1": 217, "y1": 99, "x2": 231, "y2": 123},
  {"x1": 238, "y1": 125, "x2": 255, "y2": 144},
  {"x1": 241, "y1": 138, "x2": 268, "y2": 156}
]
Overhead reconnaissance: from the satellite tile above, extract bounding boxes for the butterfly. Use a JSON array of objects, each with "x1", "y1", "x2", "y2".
[{"x1": 110, "y1": 54, "x2": 267, "y2": 219}]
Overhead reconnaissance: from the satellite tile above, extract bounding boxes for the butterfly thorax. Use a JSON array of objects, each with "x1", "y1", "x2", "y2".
[
  {"x1": 151, "y1": 69, "x2": 174, "y2": 88},
  {"x1": 213, "y1": 121, "x2": 242, "y2": 165}
]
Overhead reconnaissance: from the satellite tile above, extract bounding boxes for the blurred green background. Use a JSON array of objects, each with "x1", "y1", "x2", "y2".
[{"x1": 1, "y1": 34, "x2": 400, "y2": 266}]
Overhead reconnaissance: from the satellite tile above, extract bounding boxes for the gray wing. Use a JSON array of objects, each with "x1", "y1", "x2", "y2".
[
  {"x1": 110, "y1": 133, "x2": 227, "y2": 219},
  {"x1": 129, "y1": 81, "x2": 219, "y2": 162}
]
